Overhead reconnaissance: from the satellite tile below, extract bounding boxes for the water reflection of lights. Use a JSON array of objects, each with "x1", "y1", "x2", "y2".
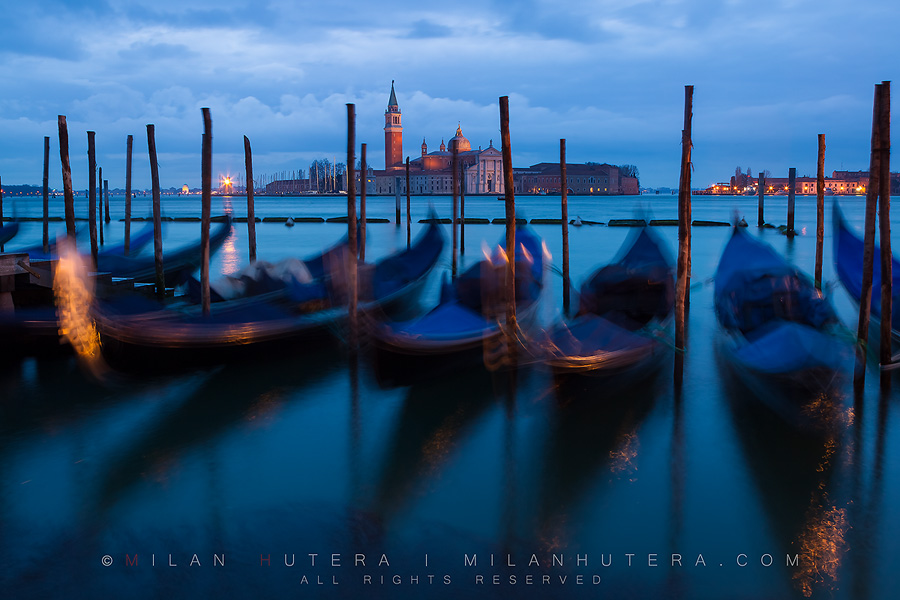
[
  {"x1": 792, "y1": 433, "x2": 850, "y2": 598},
  {"x1": 220, "y1": 227, "x2": 240, "y2": 276},
  {"x1": 609, "y1": 430, "x2": 639, "y2": 480},
  {"x1": 53, "y1": 239, "x2": 106, "y2": 377},
  {"x1": 792, "y1": 499, "x2": 849, "y2": 598}
]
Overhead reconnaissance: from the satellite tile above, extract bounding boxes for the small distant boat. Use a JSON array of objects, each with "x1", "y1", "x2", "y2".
[
  {"x1": 573, "y1": 216, "x2": 583, "y2": 227},
  {"x1": 543, "y1": 227, "x2": 674, "y2": 380},
  {"x1": 373, "y1": 225, "x2": 546, "y2": 380},
  {"x1": 285, "y1": 217, "x2": 295, "y2": 227},
  {"x1": 833, "y1": 202, "x2": 900, "y2": 337},
  {"x1": 715, "y1": 225, "x2": 850, "y2": 426}
]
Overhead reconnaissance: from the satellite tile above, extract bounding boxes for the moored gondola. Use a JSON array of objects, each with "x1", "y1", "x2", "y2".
[
  {"x1": 372, "y1": 225, "x2": 546, "y2": 382},
  {"x1": 714, "y1": 225, "x2": 851, "y2": 429},
  {"x1": 543, "y1": 226, "x2": 675, "y2": 384},
  {"x1": 81, "y1": 219, "x2": 444, "y2": 370}
]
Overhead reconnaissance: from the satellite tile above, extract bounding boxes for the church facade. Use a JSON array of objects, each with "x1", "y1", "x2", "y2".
[{"x1": 373, "y1": 83, "x2": 505, "y2": 196}]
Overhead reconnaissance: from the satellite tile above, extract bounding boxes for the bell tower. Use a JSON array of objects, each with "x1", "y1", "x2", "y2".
[{"x1": 384, "y1": 80, "x2": 403, "y2": 170}]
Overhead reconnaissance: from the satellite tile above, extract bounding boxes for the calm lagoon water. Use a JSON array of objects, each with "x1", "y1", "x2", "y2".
[{"x1": 1, "y1": 194, "x2": 899, "y2": 599}]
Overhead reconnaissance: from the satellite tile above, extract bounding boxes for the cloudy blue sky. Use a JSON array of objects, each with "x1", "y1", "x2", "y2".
[{"x1": 0, "y1": 0, "x2": 897, "y2": 190}]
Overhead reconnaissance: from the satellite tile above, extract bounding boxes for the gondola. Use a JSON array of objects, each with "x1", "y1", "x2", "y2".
[
  {"x1": 82, "y1": 219, "x2": 444, "y2": 369},
  {"x1": 14, "y1": 221, "x2": 155, "y2": 264},
  {"x1": 0, "y1": 221, "x2": 225, "y2": 359},
  {"x1": 714, "y1": 226, "x2": 850, "y2": 425},
  {"x1": 0, "y1": 221, "x2": 20, "y2": 246},
  {"x1": 833, "y1": 202, "x2": 900, "y2": 337},
  {"x1": 543, "y1": 226, "x2": 675, "y2": 381},
  {"x1": 95, "y1": 218, "x2": 231, "y2": 283},
  {"x1": 372, "y1": 224, "x2": 546, "y2": 380}
]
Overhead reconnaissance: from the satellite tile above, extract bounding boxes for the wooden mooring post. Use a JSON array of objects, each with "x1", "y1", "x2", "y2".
[
  {"x1": 104, "y1": 178, "x2": 110, "y2": 224},
  {"x1": 815, "y1": 135, "x2": 826, "y2": 289},
  {"x1": 58, "y1": 116, "x2": 76, "y2": 241},
  {"x1": 451, "y1": 141, "x2": 459, "y2": 279},
  {"x1": 346, "y1": 103, "x2": 359, "y2": 352},
  {"x1": 87, "y1": 132, "x2": 98, "y2": 270},
  {"x1": 360, "y1": 143, "x2": 367, "y2": 263},
  {"x1": 395, "y1": 177, "x2": 401, "y2": 225},
  {"x1": 147, "y1": 124, "x2": 166, "y2": 300},
  {"x1": 757, "y1": 173, "x2": 765, "y2": 227},
  {"x1": 42, "y1": 136, "x2": 50, "y2": 253},
  {"x1": 244, "y1": 135, "x2": 257, "y2": 263},
  {"x1": 560, "y1": 139, "x2": 570, "y2": 316},
  {"x1": 459, "y1": 159, "x2": 466, "y2": 255},
  {"x1": 98, "y1": 166, "x2": 104, "y2": 246},
  {"x1": 855, "y1": 83, "x2": 883, "y2": 389},
  {"x1": 787, "y1": 167, "x2": 796, "y2": 236},
  {"x1": 406, "y1": 157, "x2": 411, "y2": 249},
  {"x1": 0, "y1": 175, "x2": 3, "y2": 252},
  {"x1": 499, "y1": 96, "x2": 517, "y2": 364},
  {"x1": 675, "y1": 85, "x2": 693, "y2": 383},
  {"x1": 124, "y1": 134, "x2": 133, "y2": 255},
  {"x1": 200, "y1": 108, "x2": 212, "y2": 316},
  {"x1": 877, "y1": 81, "x2": 891, "y2": 383}
]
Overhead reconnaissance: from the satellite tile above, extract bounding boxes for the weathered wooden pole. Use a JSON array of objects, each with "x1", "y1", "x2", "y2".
[
  {"x1": 815, "y1": 134, "x2": 826, "y2": 289},
  {"x1": 200, "y1": 108, "x2": 212, "y2": 316},
  {"x1": 395, "y1": 176, "x2": 401, "y2": 225},
  {"x1": 499, "y1": 96, "x2": 517, "y2": 362},
  {"x1": 58, "y1": 116, "x2": 76, "y2": 240},
  {"x1": 451, "y1": 141, "x2": 459, "y2": 278},
  {"x1": 459, "y1": 159, "x2": 466, "y2": 255},
  {"x1": 243, "y1": 135, "x2": 257, "y2": 263},
  {"x1": 104, "y1": 177, "x2": 110, "y2": 224},
  {"x1": 787, "y1": 167, "x2": 796, "y2": 236},
  {"x1": 675, "y1": 85, "x2": 693, "y2": 380},
  {"x1": 346, "y1": 104, "x2": 359, "y2": 351},
  {"x1": 561, "y1": 139, "x2": 570, "y2": 316},
  {"x1": 87, "y1": 132, "x2": 98, "y2": 270},
  {"x1": 124, "y1": 134, "x2": 133, "y2": 255},
  {"x1": 98, "y1": 166, "x2": 104, "y2": 246},
  {"x1": 406, "y1": 156, "x2": 411, "y2": 249},
  {"x1": 42, "y1": 136, "x2": 50, "y2": 253},
  {"x1": 757, "y1": 172, "x2": 765, "y2": 227},
  {"x1": 0, "y1": 174, "x2": 3, "y2": 253},
  {"x1": 360, "y1": 143, "x2": 367, "y2": 263},
  {"x1": 877, "y1": 81, "x2": 891, "y2": 380},
  {"x1": 855, "y1": 84, "x2": 883, "y2": 388},
  {"x1": 147, "y1": 124, "x2": 166, "y2": 300}
]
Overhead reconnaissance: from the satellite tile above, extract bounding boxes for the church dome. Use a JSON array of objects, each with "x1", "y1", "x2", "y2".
[{"x1": 449, "y1": 125, "x2": 471, "y2": 152}]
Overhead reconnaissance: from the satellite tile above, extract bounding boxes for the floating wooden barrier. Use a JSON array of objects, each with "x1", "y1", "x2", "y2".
[
  {"x1": 491, "y1": 217, "x2": 527, "y2": 225},
  {"x1": 649, "y1": 219, "x2": 678, "y2": 226},
  {"x1": 233, "y1": 217, "x2": 262, "y2": 223},
  {"x1": 326, "y1": 216, "x2": 349, "y2": 223},
  {"x1": 608, "y1": 219, "x2": 647, "y2": 227},
  {"x1": 419, "y1": 218, "x2": 451, "y2": 224},
  {"x1": 173, "y1": 217, "x2": 201, "y2": 222},
  {"x1": 530, "y1": 218, "x2": 562, "y2": 225},
  {"x1": 462, "y1": 217, "x2": 490, "y2": 224},
  {"x1": 364, "y1": 218, "x2": 390, "y2": 223},
  {"x1": 692, "y1": 220, "x2": 729, "y2": 227}
]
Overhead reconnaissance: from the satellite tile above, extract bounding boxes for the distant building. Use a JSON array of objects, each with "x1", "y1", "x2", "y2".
[
  {"x1": 372, "y1": 82, "x2": 506, "y2": 195},
  {"x1": 515, "y1": 162, "x2": 638, "y2": 195}
]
